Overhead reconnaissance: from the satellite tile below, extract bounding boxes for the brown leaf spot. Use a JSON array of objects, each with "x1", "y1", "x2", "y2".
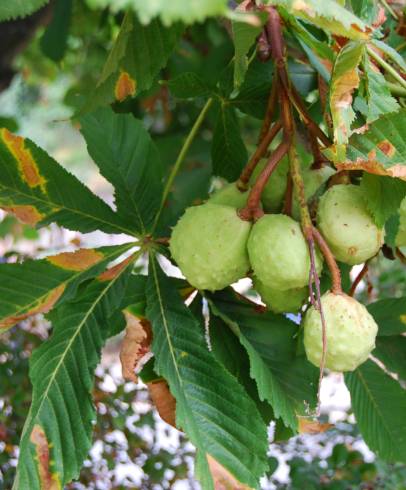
[
  {"x1": 298, "y1": 418, "x2": 333, "y2": 434},
  {"x1": 2, "y1": 129, "x2": 47, "y2": 191},
  {"x1": 47, "y1": 248, "x2": 104, "y2": 272},
  {"x1": 0, "y1": 285, "x2": 65, "y2": 331},
  {"x1": 120, "y1": 311, "x2": 152, "y2": 383},
  {"x1": 377, "y1": 140, "x2": 396, "y2": 158},
  {"x1": 115, "y1": 71, "x2": 136, "y2": 102},
  {"x1": 98, "y1": 255, "x2": 134, "y2": 281},
  {"x1": 30, "y1": 425, "x2": 61, "y2": 490},
  {"x1": 207, "y1": 455, "x2": 253, "y2": 490},
  {"x1": 148, "y1": 380, "x2": 177, "y2": 428},
  {"x1": 2, "y1": 205, "x2": 44, "y2": 225}
]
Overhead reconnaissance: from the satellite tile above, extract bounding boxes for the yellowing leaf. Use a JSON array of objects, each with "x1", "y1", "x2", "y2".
[
  {"x1": 30, "y1": 425, "x2": 61, "y2": 490},
  {"x1": 47, "y1": 249, "x2": 104, "y2": 272}
]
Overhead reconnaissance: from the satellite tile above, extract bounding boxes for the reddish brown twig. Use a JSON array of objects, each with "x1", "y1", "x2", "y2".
[
  {"x1": 312, "y1": 226, "x2": 342, "y2": 295},
  {"x1": 396, "y1": 247, "x2": 406, "y2": 264},
  {"x1": 282, "y1": 171, "x2": 293, "y2": 216},
  {"x1": 258, "y1": 75, "x2": 279, "y2": 144},
  {"x1": 349, "y1": 262, "x2": 369, "y2": 297},
  {"x1": 238, "y1": 140, "x2": 290, "y2": 221},
  {"x1": 238, "y1": 121, "x2": 282, "y2": 188}
]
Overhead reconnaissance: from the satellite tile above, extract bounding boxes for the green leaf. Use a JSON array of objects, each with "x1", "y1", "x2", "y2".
[
  {"x1": 0, "y1": 0, "x2": 49, "y2": 21},
  {"x1": 146, "y1": 257, "x2": 268, "y2": 489},
  {"x1": 84, "y1": 12, "x2": 182, "y2": 111},
  {"x1": 232, "y1": 15, "x2": 264, "y2": 89},
  {"x1": 211, "y1": 102, "x2": 248, "y2": 181},
  {"x1": 360, "y1": 54, "x2": 400, "y2": 123},
  {"x1": 329, "y1": 41, "x2": 364, "y2": 149},
  {"x1": 86, "y1": 0, "x2": 228, "y2": 25},
  {"x1": 345, "y1": 360, "x2": 406, "y2": 463},
  {"x1": 360, "y1": 174, "x2": 406, "y2": 228},
  {"x1": 0, "y1": 243, "x2": 135, "y2": 331},
  {"x1": 0, "y1": 129, "x2": 134, "y2": 235},
  {"x1": 374, "y1": 336, "x2": 406, "y2": 381},
  {"x1": 269, "y1": 0, "x2": 372, "y2": 39},
  {"x1": 79, "y1": 107, "x2": 164, "y2": 235},
  {"x1": 335, "y1": 109, "x2": 406, "y2": 180},
  {"x1": 208, "y1": 289, "x2": 318, "y2": 430},
  {"x1": 371, "y1": 40, "x2": 406, "y2": 73},
  {"x1": 166, "y1": 73, "x2": 214, "y2": 99},
  {"x1": 350, "y1": 0, "x2": 379, "y2": 23},
  {"x1": 14, "y1": 268, "x2": 132, "y2": 489},
  {"x1": 367, "y1": 297, "x2": 406, "y2": 336},
  {"x1": 39, "y1": 0, "x2": 72, "y2": 62}
]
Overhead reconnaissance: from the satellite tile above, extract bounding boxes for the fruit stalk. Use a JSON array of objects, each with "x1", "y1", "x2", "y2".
[
  {"x1": 257, "y1": 74, "x2": 279, "y2": 144},
  {"x1": 312, "y1": 227, "x2": 343, "y2": 295},
  {"x1": 349, "y1": 262, "x2": 369, "y2": 297}
]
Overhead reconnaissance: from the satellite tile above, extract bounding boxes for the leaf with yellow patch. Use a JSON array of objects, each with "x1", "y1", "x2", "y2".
[
  {"x1": 269, "y1": 0, "x2": 371, "y2": 40},
  {"x1": 0, "y1": 129, "x2": 136, "y2": 235},
  {"x1": 14, "y1": 265, "x2": 133, "y2": 489},
  {"x1": 30, "y1": 425, "x2": 61, "y2": 490},
  {"x1": 329, "y1": 41, "x2": 364, "y2": 154},
  {"x1": 0, "y1": 243, "x2": 134, "y2": 332},
  {"x1": 334, "y1": 109, "x2": 406, "y2": 180},
  {"x1": 115, "y1": 71, "x2": 136, "y2": 101}
]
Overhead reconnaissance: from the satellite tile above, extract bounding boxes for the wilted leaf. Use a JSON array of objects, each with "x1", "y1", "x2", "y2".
[
  {"x1": 298, "y1": 418, "x2": 333, "y2": 434},
  {"x1": 147, "y1": 380, "x2": 177, "y2": 428}
]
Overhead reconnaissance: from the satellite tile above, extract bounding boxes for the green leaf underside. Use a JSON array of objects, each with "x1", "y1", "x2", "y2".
[
  {"x1": 14, "y1": 269, "x2": 132, "y2": 489},
  {"x1": 86, "y1": 0, "x2": 228, "y2": 24},
  {"x1": 367, "y1": 297, "x2": 406, "y2": 336},
  {"x1": 146, "y1": 257, "x2": 268, "y2": 489},
  {"x1": 211, "y1": 102, "x2": 248, "y2": 181},
  {"x1": 0, "y1": 129, "x2": 135, "y2": 235},
  {"x1": 208, "y1": 289, "x2": 318, "y2": 430},
  {"x1": 0, "y1": 0, "x2": 49, "y2": 21},
  {"x1": 336, "y1": 110, "x2": 406, "y2": 179},
  {"x1": 360, "y1": 174, "x2": 406, "y2": 228},
  {"x1": 360, "y1": 54, "x2": 400, "y2": 123},
  {"x1": 345, "y1": 360, "x2": 406, "y2": 463},
  {"x1": 85, "y1": 13, "x2": 183, "y2": 111},
  {"x1": 80, "y1": 108, "x2": 164, "y2": 234},
  {"x1": 270, "y1": 0, "x2": 371, "y2": 39},
  {"x1": 0, "y1": 243, "x2": 135, "y2": 330},
  {"x1": 166, "y1": 72, "x2": 214, "y2": 99},
  {"x1": 374, "y1": 336, "x2": 406, "y2": 381}
]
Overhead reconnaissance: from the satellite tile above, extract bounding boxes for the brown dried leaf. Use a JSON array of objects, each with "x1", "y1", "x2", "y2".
[
  {"x1": 148, "y1": 380, "x2": 177, "y2": 428},
  {"x1": 120, "y1": 311, "x2": 152, "y2": 383},
  {"x1": 207, "y1": 455, "x2": 253, "y2": 490},
  {"x1": 30, "y1": 425, "x2": 61, "y2": 490},
  {"x1": 298, "y1": 418, "x2": 333, "y2": 434}
]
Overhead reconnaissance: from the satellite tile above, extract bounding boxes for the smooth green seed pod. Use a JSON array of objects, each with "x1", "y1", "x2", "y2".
[
  {"x1": 304, "y1": 292, "x2": 378, "y2": 372},
  {"x1": 317, "y1": 184, "x2": 384, "y2": 265},
  {"x1": 248, "y1": 214, "x2": 323, "y2": 291},
  {"x1": 254, "y1": 277, "x2": 308, "y2": 314},
  {"x1": 208, "y1": 182, "x2": 249, "y2": 209},
  {"x1": 170, "y1": 203, "x2": 251, "y2": 291}
]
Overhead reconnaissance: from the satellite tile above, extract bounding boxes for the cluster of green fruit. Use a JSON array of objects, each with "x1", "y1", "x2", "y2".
[{"x1": 170, "y1": 163, "x2": 385, "y2": 373}]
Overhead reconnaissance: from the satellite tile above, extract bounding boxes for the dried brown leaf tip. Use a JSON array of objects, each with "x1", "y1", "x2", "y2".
[
  {"x1": 30, "y1": 425, "x2": 61, "y2": 490},
  {"x1": 298, "y1": 418, "x2": 333, "y2": 434},
  {"x1": 47, "y1": 248, "x2": 104, "y2": 272},
  {"x1": 207, "y1": 455, "x2": 253, "y2": 490},
  {"x1": 0, "y1": 285, "x2": 65, "y2": 332},
  {"x1": 147, "y1": 380, "x2": 177, "y2": 428},
  {"x1": 120, "y1": 308, "x2": 152, "y2": 383}
]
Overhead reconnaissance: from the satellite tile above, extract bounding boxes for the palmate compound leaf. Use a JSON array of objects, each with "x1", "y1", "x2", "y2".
[
  {"x1": 0, "y1": 242, "x2": 135, "y2": 332},
  {"x1": 83, "y1": 12, "x2": 183, "y2": 112},
  {"x1": 367, "y1": 296, "x2": 406, "y2": 336},
  {"x1": 345, "y1": 360, "x2": 406, "y2": 463},
  {"x1": 268, "y1": 0, "x2": 372, "y2": 40},
  {"x1": 0, "y1": 128, "x2": 135, "y2": 236},
  {"x1": 327, "y1": 109, "x2": 406, "y2": 180},
  {"x1": 13, "y1": 260, "x2": 134, "y2": 490},
  {"x1": 207, "y1": 289, "x2": 318, "y2": 431},
  {"x1": 80, "y1": 107, "x2": 164, "y2": 234},
  {"x1": 146, "y1": 256, "x2": 269, "y2": 489},
  {"x1": 0, "y1": 0, "x2": 49, "y2": 21}
]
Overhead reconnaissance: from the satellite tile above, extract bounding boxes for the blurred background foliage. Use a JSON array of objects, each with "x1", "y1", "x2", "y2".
[{"x1": 0, "y1": 0, "x2": 406, "y2": 488}]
